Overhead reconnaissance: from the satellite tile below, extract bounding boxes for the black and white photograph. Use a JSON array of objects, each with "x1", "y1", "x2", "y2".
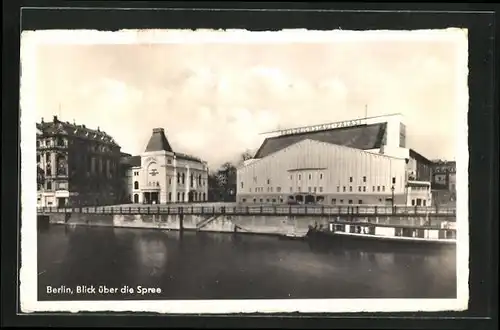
[{"x1": 20, "y1": 28, "x2": 469, "y2": 314}]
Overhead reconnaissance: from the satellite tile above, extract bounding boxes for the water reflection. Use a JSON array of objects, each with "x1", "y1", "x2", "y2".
[{"x1": 38, "y1": 225, "x2": 457, "y2": 300}]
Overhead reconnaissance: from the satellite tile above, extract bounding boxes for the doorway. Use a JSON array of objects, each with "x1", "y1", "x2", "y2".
[{"x1": 57, "y1": 197, "x2": 66, "y2": 208}]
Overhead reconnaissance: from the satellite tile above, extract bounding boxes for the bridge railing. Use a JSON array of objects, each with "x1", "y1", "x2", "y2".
[{"x1": 37, "y1": 205, "x2": 457, "y2": 218}]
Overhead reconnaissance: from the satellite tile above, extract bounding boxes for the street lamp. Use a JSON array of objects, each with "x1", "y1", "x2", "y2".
[{"x1": 391, "y1": 185, "x2": 395, "y2": 213}]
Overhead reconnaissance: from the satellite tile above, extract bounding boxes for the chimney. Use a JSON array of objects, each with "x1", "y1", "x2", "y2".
[{"x1": 53, "y1": 115, "x2": 58, "y2": 123}]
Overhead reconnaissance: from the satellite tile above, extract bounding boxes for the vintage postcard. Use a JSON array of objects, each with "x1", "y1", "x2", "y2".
[{"x1": 20, "y1": 28, "x2": 469, "y2": 314}]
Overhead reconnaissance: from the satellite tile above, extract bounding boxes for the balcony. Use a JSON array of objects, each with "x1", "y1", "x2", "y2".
[{"x1": 141, "y1": 181, "x2": 161, "y2": 191}]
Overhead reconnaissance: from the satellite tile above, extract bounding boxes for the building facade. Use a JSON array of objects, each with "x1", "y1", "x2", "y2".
[
  {"x1": 122, "y1": 128, "x2": 209, "y2": 204},
  {"x1": 36, "y1": 116, "x2": 123, "y2": 207},
  {"x1": 431, "y1": 160, "x2": 456, "y2": 191},
  {"x1": 237, "y1": 114, "x2": 433, "y2": 206}
]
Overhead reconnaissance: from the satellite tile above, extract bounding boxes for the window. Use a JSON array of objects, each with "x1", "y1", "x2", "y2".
[
  {"x1": 134, "y1": 181, "x2": 139, "y2": 190},
  {"x1": 358, "y1": 186, "x2": 362, "y2": 192},
  {"x1": 177, "y1": 173, "x2": 181, "y2": 183},
  {"x1": 363, "y1": 176, "x2": 366, "y2": 182},
  {"x1": 349, "y1": 176, "x2": 353, "y2": 182},
  {"x1": 199, "y1": 175, "x2": 202, "y2": 185},
  {"x1": 169, "y1": 178, "x2": 171, "y2": 184},
  {"x1": 267, "y1": 179, "x2": 271, "y2": 184},
  {"x1": 392, "y1": 177, "x2": 396, "y2": 184},
  {"x1": 272, "y1": 199, "x2": 276, "y2": 203},
  {"x1": 36, "y1": 140, "x2": 40, "y2": 147},
  {"x1": 377, "y1": 186, "x2": 380, "y2": 192},
  {"x1": 332, "y1": 198, "x2": 336, "y2": 204},
  {"x1": 340, "y1": 199, "x2": 344, "y2": 204},
  {"x1": 290, "y1": 187, "x2": 292, "y2": 192},
  {"x1": 373, "y1": 186, "x2": 375, "y2": 192},
  {"x1": 253, "y1": 198, "x2": 257, "y2": 203},
  {"x1": 349, "y1": 186, "x2": 353, "y2": 192},
  {"x1": 290, "y1": 175, "x2": 292, "y2": 180},
  {"x1": 363, "y1": 186, "x2": 366, "y2": 192},
  {"x1": 382, "y1": 186, "x2": 385, "y2": 192},
  {"x1": 358, "y1": 200, "x2": 363, "y2": 204},
  {"x1": 297, "y1": 187, "x2": 301, "y2": 192},
  {"x1": 348, "y1": 200, "x2": 353, "y2": 204},
  {"x1": 423, "y1": 200, "x2": 427, "y2": 206},
  {"x1": 277, "y1": 187, "x2": 281, "y2": 192},
  {"x1": 249, "y1": 188, "x2": 252, "y2": 192},
  {"x1": 280, "y1": 199, "x2": 284, "y2": 203},
  {"x1": 313, "y1": 187, "x2": 317, "y2": 193},
  {"x1": 270, "y1": 187, "x2": 273, "y2": 192},
  {"x1": 320, "y1": 173, "x2": 323, "y2": 179},
  {"x1": 337, "y1": 186, "x2": 340, "y2": 192},
  {"x1": 319, "y1": 187, "x2": 323, "y2": 193},
  {"x1": 266, "y1": 199, "x2": 270, "y2": 202},
  {"x1": 167, "y1": 159, "x2": 172, "y2": 164},
  {"x1": 308, "y1": 174, "x2": 312, "y2": 180},
  {"x1": 343, "y1": 186, "x2": 346, "y2": 192},
  {"x1": 46, "y1": 181, "x2": 52, "y2": 190},
  {"x1": 177, "y1": 192, "x2": 180, "y2": 201},
  {"x1": 242, "y1": 198, "x2": 247, "y2": 203},
  {"x1": 240, "y1": 182, "x2": 244, "y2": 189},
  {"x1": 181, "y1": 173, "x2": 185, "y2": 184},
  {"x1": 260, "y1": 199, "x2": 263, "y2": 203},
  {"x1": 298, "y1": 174, "x2": 301, "y2": 180},
  {"x1": 46, "y1": 153, "x2": 50, "y2": 161}
]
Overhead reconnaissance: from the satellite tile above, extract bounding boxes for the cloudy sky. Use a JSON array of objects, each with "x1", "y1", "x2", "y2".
[{"x1": 25, "y1": 29, "x2": 467, "y2": 169}]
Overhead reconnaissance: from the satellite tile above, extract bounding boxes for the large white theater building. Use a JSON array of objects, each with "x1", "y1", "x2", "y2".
[
  {"x1": 121, "y1": 128, "x2": 209, "y2": 204},
  {"x1": 237, "y1": 114, "x2": 433, "y2": 206}
]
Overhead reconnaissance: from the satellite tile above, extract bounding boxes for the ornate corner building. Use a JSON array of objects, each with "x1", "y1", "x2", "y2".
[{"x1": 36, "y1": 116, "x2": 124, "y2": 207}]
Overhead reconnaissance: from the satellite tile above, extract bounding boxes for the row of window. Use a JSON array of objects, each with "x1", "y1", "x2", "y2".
[
  {"x1": 132, "y1": 192, "x2": 207, "y2": 203},
  {"x1": 247, "y1": 185, "x2": 394, "y2": 194},
  {"x1": 250, "y1": 176, "x2": 398, "y2": 185},
  {"x1": 241, "y1": 197, "x2": 373, "y2": 205},
  {"x1": 133, "y1": 180, "x2": 206, "y2": 190}
]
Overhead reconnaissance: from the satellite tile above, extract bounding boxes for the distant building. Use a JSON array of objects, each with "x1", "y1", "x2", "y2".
[
  {"x1": 121, "y1": 128, "x2": 209, "y2": 204},
  {"x1": 36, "y1": 116, "x2": 123, "y2": 207},
  {"x1": 431, "y1": 160, "x2": 456, "y2": 191},
  {"x1": 237, "y1": 114, "x2": 433, "y2": 206}
]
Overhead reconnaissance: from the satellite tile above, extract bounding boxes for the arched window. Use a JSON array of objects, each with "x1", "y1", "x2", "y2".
[
  {"x1": 202, "y1": 192, "x2": 206, "y2": 201},
  {"x1": 198, "y1": 174, "x2": 202, "y2": 185},
  {"x1": 133, "y1": 194, "x2": 139, "y2": 203},
  {"x1": 181, "y1": 173, "x2": 185, "y2": 184},
  {"x1": 134, "y1": 181, "x2": 139, "y2": 190}
]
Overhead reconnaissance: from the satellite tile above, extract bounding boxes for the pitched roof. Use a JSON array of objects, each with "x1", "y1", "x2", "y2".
[
  {"x1": 144, "y1": 128, "x2": 173, "y2": 152},
  {"x1": 254, "y1": 123, "x2": 387, "y2": 158},
  {"x1": 37, "y1": 115, "x2": 120, "y2": 147}
]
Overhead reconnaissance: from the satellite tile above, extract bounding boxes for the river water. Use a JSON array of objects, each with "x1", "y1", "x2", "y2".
[{"x1": 37, "y1": 224, "x2": 456, "y2": 300}]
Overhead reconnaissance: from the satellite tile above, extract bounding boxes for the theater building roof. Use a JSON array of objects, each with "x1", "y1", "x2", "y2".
[{"x1": 254, "y1": 122, "x2": 387, "y2": 158}]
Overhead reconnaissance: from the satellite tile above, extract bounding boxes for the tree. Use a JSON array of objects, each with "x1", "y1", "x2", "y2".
[{"x1": 207, "y1": 151, "x2": 255, "y2": 202}]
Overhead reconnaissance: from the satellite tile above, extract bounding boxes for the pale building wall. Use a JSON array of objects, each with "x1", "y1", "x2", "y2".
[
  {"x1": 126, "y1": 151, "x2": 208, "y2": 204},
  {"x1": 237, "y1": 139, "x2": 408, "y2": 205}
]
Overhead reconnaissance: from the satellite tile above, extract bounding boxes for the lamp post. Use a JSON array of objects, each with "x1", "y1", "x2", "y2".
[{"x1": 391, "y1": 185, "x2": 395, "y2": 213}]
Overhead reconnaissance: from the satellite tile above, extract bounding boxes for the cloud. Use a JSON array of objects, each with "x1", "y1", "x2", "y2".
[{"x1": 32, "y1": 37, "x2": 464, "y2": 168}]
